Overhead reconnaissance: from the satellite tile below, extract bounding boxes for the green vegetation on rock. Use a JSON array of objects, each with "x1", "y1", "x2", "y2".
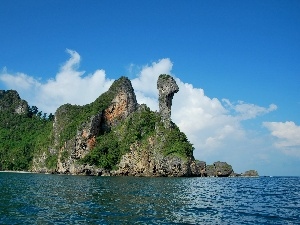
[
  {"x1": 54, "y1": 77, "x2": 129, "y2": 145},
  {"x1": 80, "y1": 105, "x2": 194, "y2": 169},
  {"x1": 0, "y1": 92, "x2": 54, "y2": 170}
]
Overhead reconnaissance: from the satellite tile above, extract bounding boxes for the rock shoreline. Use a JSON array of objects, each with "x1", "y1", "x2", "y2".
[
  {"x1": 30, "y1": 161, "x2": 259, "y2": 178},
  {"x1": 1, "y1": 165, "x2": 259, "y2": 178}
]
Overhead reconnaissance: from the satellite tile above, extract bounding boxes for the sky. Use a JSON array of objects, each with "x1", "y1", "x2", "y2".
[{"x1": 0, "y1": 0, "x2": 299, "y2": 176}]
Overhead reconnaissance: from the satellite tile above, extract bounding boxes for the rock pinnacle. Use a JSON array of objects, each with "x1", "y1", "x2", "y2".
[{"x1": 157, "y1": 74, "x2": 179, "y2": 128}]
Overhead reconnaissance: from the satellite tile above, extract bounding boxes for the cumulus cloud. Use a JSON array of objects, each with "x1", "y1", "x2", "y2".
[
  {"x1": 222, "y1": 99, "x2": 277, "y2": 120},
  {"x1": 0, "y1": 49, "x2": 113, "y2": 113},
  {"x1": 0, "y1": 69, "x2": 41, "y2": 91},
  {"x1": 263, "y1": 121, "x2": 300, "y2": 157}
]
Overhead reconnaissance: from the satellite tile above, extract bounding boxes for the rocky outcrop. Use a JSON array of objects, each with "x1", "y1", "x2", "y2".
[
  {"x1": 1, "y1": 75, "x2": 260, "y2": 177},
  {"x1": 241, "y1": 170, "x2": 259, "y2": 177},
  {"x1": 102, "y1": 77, "x2": 138, "y2": 131},
  {"x1": 55, "y1": 113, "x2": 103, "y2": 174},
  {"x1": 157, "y1": 74, "x2": 179, "y2": 129},
  {"x1": 112, "y1": 137, "x2": 193, "y2": 177},
  {"x1": 31, "y1": 75, "x2": 227, "y2": 177},
  {"x1": 48, "y1": 75, "x2": 201, "y2": 177},
  {"x1": 28, "y1": 74, "x2": 254, "y2": 177},
  {"x1": 206, "y1": 161, "x2": 234, "y2": 177},
  {"x1": 72, "y1": 113, "x2": 102, "y2": 160},
  {"x1": 52, "y1": 77, "x2": 138, "y2": 174},
  {"x1": 190, "y1": 160, "x2": 207, "y2": 177},
  {"x1": 0, "y1": 90, "x2": 29, "y2": 114}
]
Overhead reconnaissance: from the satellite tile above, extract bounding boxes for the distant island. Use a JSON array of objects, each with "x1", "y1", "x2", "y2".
[{"x1": 0, "y1": 75, "x2": 258, "y2": 177}]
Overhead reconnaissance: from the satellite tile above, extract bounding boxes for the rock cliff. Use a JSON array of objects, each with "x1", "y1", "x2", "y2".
[
  {"x1": 101, "y1": 77, "x2": 138, "y2": 131},
  {"x1": 1, "y1": 75, "x2": 257, "y2": 177},
  {"x1": 241, "y1": 170, "x2": 259, "y2": 177},
  {"x1": 0, "y1": 90, "x2": 29, "y2": 115},
  {"x1": 112, "y1": 106, "x2": 193, "y2": 177},
  {"x1": 32, "y1": 77, "x2": 139, "y2": 174},
  {"x1": 157, "y1": 74, "x2": 179, "y2": 129},
  {"x1": 31, "y1": 75, "x2": 206, "y2": 176},
  {"x1": 206, "y1": 161, "x2": 234, "y2": 177}
]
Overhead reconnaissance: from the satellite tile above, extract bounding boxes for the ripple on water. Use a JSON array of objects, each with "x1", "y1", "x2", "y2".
[{"x1": 0, "y1": 174, "x2": 299, "y2": 224}]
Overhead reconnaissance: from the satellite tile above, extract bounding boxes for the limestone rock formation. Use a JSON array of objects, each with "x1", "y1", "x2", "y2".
[
  {"x1": 31, "y1": 75, "x2": 209, "y2": 176},
  {"x1": 157, "y1": 74, "x2": 179, "y2": 128},
  {"x1": 206, "y1": 161, "x2": 234, "y2": 177},
  {"x1": 114, "y1": 147, "x2": 208, "y2": 177},
  {"x1": 1, "y1": 76, "x2": 259, "y2": 177},
  {"x1": 53, "y1": 76, "x2": 138, "y2": 174},
  {"x1": 242, "y1": 170, "x2": 259, "y2": 177},
  {"x1": 56, "y1": 113, "x2": 103, "y2": 174},
  {"x1": 0, "y1": 90, "x2": 29, "y2": 114},
  {"x1": 72, "y1": 113, "x2": 102, "y2": 160},
  {"x1": 113, "y1": 136, "x2": 193, "y2": 177},
  {"x1": 102, "y1": 77, "x2": 138, "y2": 131},
  {"x1": 190, "y1": 160, "x2": 207, "y2": 177}
]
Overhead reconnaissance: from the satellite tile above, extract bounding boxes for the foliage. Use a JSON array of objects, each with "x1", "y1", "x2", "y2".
[
  {"x1": 159, "y1": 74, "x2": 172, "y2": 80},
  {"x1": 80, "y1": 106, "x2": 159, "y2": 169},
  {"x1": 60, "y1": 150, "x2": 69, "y2": 162},
  {"x1": 0, "y1": 108, "x2": 53, "y2": 171},
  {"x1": 54, "y1": 77, "x2": 129, "y2": 145},
  {"x1": 81, "y1": 105, "x2": 194, "y2": 169},
  {"x1": 45, "y1": 154, "x2": 58, "y2": 169},
  {"x1": 160, "y1": 124, "x2": 194, "y2": 159}
]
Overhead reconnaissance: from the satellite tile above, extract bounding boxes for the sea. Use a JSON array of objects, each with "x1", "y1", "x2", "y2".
[{"x1": 0, "y1": 173, "x2": 299, "y2": 225}]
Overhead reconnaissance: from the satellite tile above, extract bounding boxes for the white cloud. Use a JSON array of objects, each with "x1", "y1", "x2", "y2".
[
  {"x1": 0, "y1": 49, "x2": 113, "y2": 113},
  {"x1": 263, "y1": 121, "x2": 300, "y2": 157},
  {"x1": 222, "y1": 99, "x2": 277, "y2": 120},
  {"x1": 0, "y1": 70, "x2": 41, "y2": 91}
]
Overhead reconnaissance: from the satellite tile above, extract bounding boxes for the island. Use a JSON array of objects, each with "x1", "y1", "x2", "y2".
[{"x1": 0, "y1": 75, "x2": 258, "y2": 177}]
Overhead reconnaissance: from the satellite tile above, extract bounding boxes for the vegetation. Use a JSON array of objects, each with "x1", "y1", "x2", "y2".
[
  {"x1": 159, "y1": 74, "x2": 172, "y2": 80},
  {"x1": 0, "y1": 105, "x2": 54, "y2": 171},
  {"x1": 160, "y1": 124, "x2": 194, "y2": 158},
  {"x1": 80, "y1": 105, "x2": 194, "y2": 169},
  {"x1": 54, "y1": 76, "x2": 128, "y2": 145},
  {"x1": 80, "y1": 106, "x2": 159, "y2": 169}
]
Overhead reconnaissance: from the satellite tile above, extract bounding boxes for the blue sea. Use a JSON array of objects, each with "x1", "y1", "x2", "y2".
[{"x1": 0, "y1": 173, "x2": 299, "y2": 224}]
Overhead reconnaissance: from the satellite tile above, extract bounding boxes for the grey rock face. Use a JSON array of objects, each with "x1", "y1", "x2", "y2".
[
  {"x1": 190, "y1": 160, "x2": 207, "y2": 177},
  {"x1": 206, "y1": 161, "x2": 233, "y2": 177},
  {"x1": 242, "y1": 170, "x2": 259, "y2": 177},
  {"x1": 56, "y1": 113, "x2": 103, "y2": 174},
  {"x1": 114, "y1": 147, "x2": 209, "y2": 177},
  {"x1": 157, "y1": 74, "x2": 179, "y2": 128},
  {"x1": 112, "y1": 140, "x2": 193, "y2": 177},
  {"x1": 0, "y1": 90, "x2": 29, "y2": 114},
  {"x1": 72, "y1": 113, "x2": 102, "y2": 160}
]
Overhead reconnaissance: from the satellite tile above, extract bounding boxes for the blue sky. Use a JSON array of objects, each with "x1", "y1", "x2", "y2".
[{"x1": 1, "y1": 0, "x2": 299, "y2": 175}]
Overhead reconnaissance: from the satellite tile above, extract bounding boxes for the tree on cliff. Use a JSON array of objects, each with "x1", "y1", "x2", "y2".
[{"x1": 0, "y1": 93, "x2": 53, "y2": 171}]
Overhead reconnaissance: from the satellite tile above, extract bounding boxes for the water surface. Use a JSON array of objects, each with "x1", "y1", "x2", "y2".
[{"x1": 0, "y1": 173, "x2": 299, "y2": 224}]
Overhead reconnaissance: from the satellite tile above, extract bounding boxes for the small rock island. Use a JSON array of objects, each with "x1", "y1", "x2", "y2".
[{"x1": 0, "y1": 75, "x2": 258, "y2": 177}]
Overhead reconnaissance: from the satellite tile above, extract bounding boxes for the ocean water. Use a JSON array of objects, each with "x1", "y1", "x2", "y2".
[{"x1": 0, "y1": 173, "x2": 299, "y2": 224}]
